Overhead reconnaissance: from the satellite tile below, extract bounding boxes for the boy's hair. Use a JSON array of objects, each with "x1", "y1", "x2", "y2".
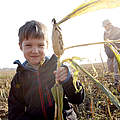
[{"x1": 18, "y1": 20, "x2": 48, "y2": 46}]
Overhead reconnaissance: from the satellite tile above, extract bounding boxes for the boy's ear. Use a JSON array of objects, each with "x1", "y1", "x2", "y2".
[{"x1": 19, "y1": 42, "x2": 22, "y2": 51}]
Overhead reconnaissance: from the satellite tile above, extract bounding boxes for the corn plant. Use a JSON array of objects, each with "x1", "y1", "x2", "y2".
[
  {"x1": 51, "y1": 0, "x2": 120, "y2": 119},
  {"x1": 51, "y1": 19, "x2": 64, "y2": 120}
]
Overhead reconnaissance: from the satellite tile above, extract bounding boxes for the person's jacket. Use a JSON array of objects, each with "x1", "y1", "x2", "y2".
[
  {"x1": 104, "y1": 26, "x2": 120, "y2": 58},
  {"x1": 8, "y1": 54, "x2": 84, "y2": 120}
]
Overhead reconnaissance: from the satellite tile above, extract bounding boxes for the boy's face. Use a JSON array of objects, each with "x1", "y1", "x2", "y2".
[{"x1": 19, "y1": 38, "x2": 47, "y2": 66}]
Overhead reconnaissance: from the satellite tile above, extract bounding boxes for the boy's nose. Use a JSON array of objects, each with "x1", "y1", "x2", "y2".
[{"x1": 32, "y1": 47, "x2": 39, "y2": 53}]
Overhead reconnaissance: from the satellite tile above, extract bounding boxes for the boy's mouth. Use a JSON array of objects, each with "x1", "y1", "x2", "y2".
[{"x1": 30, "y1": 56, "x2": 40, "y2": 58}]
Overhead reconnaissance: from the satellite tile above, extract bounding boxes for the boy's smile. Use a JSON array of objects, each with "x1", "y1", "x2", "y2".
[{"x1": 20, "y1": 38, "x2": 47, "y2": 66}]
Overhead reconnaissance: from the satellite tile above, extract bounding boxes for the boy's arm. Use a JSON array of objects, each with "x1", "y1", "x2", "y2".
[
  {"x1": 62, "y1": 69, "x2": 84, "y2": 104},
  {"x1": 53, "y1": 64, "x2": 84, "y2": 104},
  {"x1": 8, "y1": 73, "x2": 31, "y2": 120}
]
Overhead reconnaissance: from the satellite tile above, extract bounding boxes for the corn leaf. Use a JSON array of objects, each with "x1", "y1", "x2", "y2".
[
  {"x1": 57, "y1": 0, "x2": 120, "y2": 25},
  {"x1": 62, "y1": 57, "x2": 84, "y2": 93},
  {"x1": 70, "y1": 59, "x2": 120, "y2": 109},
  {"x1": 108, "y1": 43, "x2": 120, "y2": 72},
  {"x1": 51, "y1": 84, "x2": 64, "y2": 120}
]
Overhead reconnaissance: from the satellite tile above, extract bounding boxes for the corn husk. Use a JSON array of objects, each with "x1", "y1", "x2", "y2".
[{"x1": 52, "y1": 22, "x2": 64, "y2": 57}]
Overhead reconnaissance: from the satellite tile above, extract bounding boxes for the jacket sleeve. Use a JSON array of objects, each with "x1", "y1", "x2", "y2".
[
  {"x1": 104, "y1": 32, "x2": 107, "y2": 40},
  {"x1": 62, "y1": 75, "x2": 84, "y2": 104},
  {"x1": 8, "y1": 72, "x2": 31, "y2": 120}
]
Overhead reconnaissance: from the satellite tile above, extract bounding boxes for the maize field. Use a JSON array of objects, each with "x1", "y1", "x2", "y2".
[
  {"x1": 0, "y1": 69, "x2": 15, "y2": 120},
  {"x1": 0, "y1": 62, "x2": 120, "y2": 120}
]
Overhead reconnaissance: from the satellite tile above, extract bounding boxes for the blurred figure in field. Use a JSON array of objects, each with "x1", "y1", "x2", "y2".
[{"x1": 103, "y1": 19, "x2": 120, "y2": 86}]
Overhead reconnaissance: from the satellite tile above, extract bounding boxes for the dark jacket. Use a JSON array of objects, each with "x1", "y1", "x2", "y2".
[
  {"x1": 104, "y1": 26, "x2": 120, "y2": 58},
  {"x1": 8, "y1": 54, "x2": 84, "y2": 120}
]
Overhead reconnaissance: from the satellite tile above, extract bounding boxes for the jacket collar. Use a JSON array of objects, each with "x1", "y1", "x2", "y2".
[{"x1": 14, "y1": 54, "x2": 57, "y2": 72}]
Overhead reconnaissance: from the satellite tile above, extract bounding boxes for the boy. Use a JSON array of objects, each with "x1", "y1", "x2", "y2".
[{"x1": 8, "y1": 20, "x2": 84, "y2": 120}]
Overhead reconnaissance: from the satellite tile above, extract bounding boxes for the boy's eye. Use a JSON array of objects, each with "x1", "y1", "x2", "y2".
[
  {"x1": 39, "y1": 45, "x2": 44, "y2": 48},
  {"x1": 25, "y1": 44, "x2": 32, "y2": 47}
]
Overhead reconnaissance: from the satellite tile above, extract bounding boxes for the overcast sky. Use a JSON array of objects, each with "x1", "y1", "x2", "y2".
[{"x1": 0, "y1": 0, "x2": 120, "y2": 68}]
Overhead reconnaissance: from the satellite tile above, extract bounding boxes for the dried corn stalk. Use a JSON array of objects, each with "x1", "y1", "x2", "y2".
[
  {"x1": 51, "y1": 19, "x2": 64, "y2": 120},
  {"x1": 51, "y1": 84, "x2": 64, "y2": 120}
]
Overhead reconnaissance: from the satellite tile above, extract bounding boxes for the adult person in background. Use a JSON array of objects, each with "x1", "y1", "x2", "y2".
[{"x1": 103, "y1": 19, "x2": 120, "y2": 86}]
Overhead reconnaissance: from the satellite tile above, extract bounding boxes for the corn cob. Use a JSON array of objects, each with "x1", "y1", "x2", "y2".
[{"x1": 52, "y1": 18, "x2": 64, "y2": 57}]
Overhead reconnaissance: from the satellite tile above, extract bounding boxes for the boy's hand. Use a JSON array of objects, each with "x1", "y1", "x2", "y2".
[{"x1": 54, "y1": 67, "x2": 68, "y2": 83}]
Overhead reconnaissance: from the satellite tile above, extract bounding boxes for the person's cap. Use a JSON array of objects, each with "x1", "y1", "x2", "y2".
[{"x1": 103, "y1": 19, "x2": 111, "y2": 27}]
